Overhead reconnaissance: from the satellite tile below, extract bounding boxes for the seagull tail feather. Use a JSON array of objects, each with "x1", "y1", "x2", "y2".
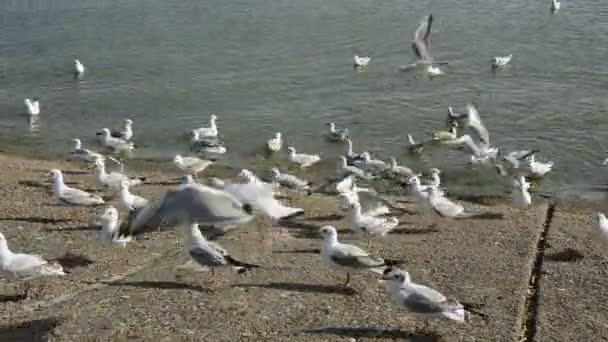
[{"x1": 225, "y1": 255, "x2": 260, "y2": 270}]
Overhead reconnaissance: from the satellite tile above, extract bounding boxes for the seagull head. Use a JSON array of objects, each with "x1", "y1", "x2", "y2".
[
  {"x1": 381, "y1": 267, "x2": 410, "y2": 284},
  {"x1": 287, "y1": 147, "x2": 296, "y2": 156},
  {"x1": 274, "y1": 132, "x2": 282, "y2": 140},
  {"x1": 429, "y1": 168, "x2": 441, "y2": 175},
  {"x1": 319, "y1": 225, "x2": 338, "y2": 240},
  {"x1": 96, "y1": 128, "x2": 110, "y2": 137},
  {"x1": 173, "y1": 154, "x2": 183, "y2": 164},
  {"x1": 71, "y1": 138, "x2": 82, "y2": 149},
  {"x1": 124, "y1": 119, "x2": 133, "y2": 125},
  {"x1": 238, "y1": 169, "x2": 255, "y2": 180},
  {"x1": 271, "y1": 167, "x2": 280, "y2": 178},
  {"x1": 47, "y1": 169, "x2": 62, "y2": 181},
  {"x1": 210, "y1": 114, "x2": 218, "y2": 122},
  {"x1": 100, "y1": 206, "x2": 118, "y2": 222}
]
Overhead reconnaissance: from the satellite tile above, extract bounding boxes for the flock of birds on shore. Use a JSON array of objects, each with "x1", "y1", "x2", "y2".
[{"x1": 5, "y1": 2, "x2": 603, "y2": 332}]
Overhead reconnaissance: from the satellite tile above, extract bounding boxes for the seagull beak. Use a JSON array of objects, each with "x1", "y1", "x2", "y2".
[{"x1": 95, "y1": 132, "x2": 103, "y2": 136}]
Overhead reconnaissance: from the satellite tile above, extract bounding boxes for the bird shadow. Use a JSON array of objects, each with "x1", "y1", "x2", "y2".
[
  {"x1": 18, "y1": 180, "x2": 47, "y2": 189},
  {"x1": 0, "y1": 293, "x2": 27, "y2": 303},
  {"x1": 44, "y1": 225, "x2": 99, "y2": 232},
  {"x1": 0, "y1": 317, "x2": 63, "y2": 342},
  {"x1": 465, "y1": 212, "x2": 504, "y2": 220},
  {"x1": 545, "y1": 248, "x2": 584, "y2": 262},
  {"x1": 452, "y1": 194, "x2": 508, "y2": 206},
  {"x1": 307, "y1": 214, "x2": 344, "y2": 222},
  {"x1": 272, "y1": 248, "x2": 321, "y2": 255},
  {"x1": 302, "y1": 326, "x2": 442, "y2": 341},
  {"x1": 281, "y1": 221, "x2": 321, "y2": 238},
  {"x1": 106, "y1": 280, "x2": 211, "y2": 292},
  {"x1": 53, "y1": 253, "x2": 94, "y2": 271},
  {"x1": 233, "y1": 282, "x2": 356, "y2": 296},
  {"x1": 0, "y1": 217, "x2": 74, "y2": 224},
  {"x1": 391, "y1": 225, "x2": 440, "y2": 235}
]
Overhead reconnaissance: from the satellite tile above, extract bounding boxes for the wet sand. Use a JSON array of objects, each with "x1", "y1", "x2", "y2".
[{"x1": 0, "y1": 152, "x2": 605, "y2": 341}]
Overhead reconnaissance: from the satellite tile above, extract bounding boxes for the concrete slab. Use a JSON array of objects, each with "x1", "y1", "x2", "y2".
[{"x1": 535, "y1": 205, "x2": 608, "y2": 341}]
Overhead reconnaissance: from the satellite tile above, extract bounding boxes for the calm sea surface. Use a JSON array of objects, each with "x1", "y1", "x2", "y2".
[{"x1": 1, "y1": 0, "x2": 607, "y2": 198}]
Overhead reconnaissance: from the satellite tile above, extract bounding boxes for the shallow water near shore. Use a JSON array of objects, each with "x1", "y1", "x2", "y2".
[{"x1": 1, "y1": 0, "x2": 608, "y2": 200}]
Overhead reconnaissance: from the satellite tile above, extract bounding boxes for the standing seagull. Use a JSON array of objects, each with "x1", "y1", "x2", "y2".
[
  {"x1": 111, "y1": 119, "x2": 134, "y2": 141},
  {"x1": 97, "y1": 128, "x2": 135, "y2": 153},
  {"x1": 98, "y1": 207, "x2": 132, "y2": 247},
  {"x1": 24, "y1": 98, "x2": 40, "y2": 115},
  {"x1": 597, "y1": 213, "x2": 608, "y2": 236},
  {"x1": 512, "y1": 176, "x2": 532, "y2": 209},
  {"x1": 173, "y1": 155, "x2": 214, "y2": 176},
  {"x1": 47, "y1": 169, "x2": 105, "y2": 206},
  {"x1": 319, "y1": 226, "x2": 391, "y2": 287},
  {"x1": 412, "y1": 14, "x2": 446, "y2": 75},
  {"x1": 74, "y1": 59, "x2": 85, "y2": 77},
  {"x1": 382, "y1": 267, "x2": 466, "y2": 322},
  {"x1": 119, "y1": 181, "x2": 149, "y2": 212},
  {"x1": 0, "y1": 232, "x2": 65, "y2": 299},
  {"x1": 185, "y1": 223, "x2": 259, "y2": 285}
]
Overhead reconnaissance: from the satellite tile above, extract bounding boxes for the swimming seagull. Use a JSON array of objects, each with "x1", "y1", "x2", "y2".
[
  {"x1": 327, "y1": 122, "x2": 349, "y2": 142},
  {"x1": 551, "y1": 0, "x2": 560, "y2": 13},
  {"x1": 382, "y1": 267, "x2": 466, "y2": 322},
  {"x1": 190, "y1": 132, "x2": 227, "y2": 154},
  {"x1": 389, "y1": 157, "x2": 415, "y2": 178},
  {"x1": 191, "y1": 114, "x2": 219, "y2": 138},
  {"x1": 356, "y1": 152, "x2": 389, "y2": 171},
  {"x1": 0, "y1": 232, "x2": 65, "y2": 299},
  {"x1": 287, "y1": 147, "x2": 321, "y2": 168},
  {"x1": 70, "y1": 138, "x2": 104, "y2": 163},
  {"x1": 98, "y1": 207, "x2": 132, "y2": 247},
  {"x1": 24, "y1": 98, "x2": 40, "y2": 115},
  {"x1": 512, "y1": 176, "x2": 532, "y2": 209},
  {"x1": 353, "y1": 55, "x2": 372, "y2": 69},
  {"x1": 184, "y1": 223, "x2": 259, "y2": 285},
  {"x1": 345, "y1": 138, "x2": 365, "y2": 163},
  {"x1": 597, "y1": 213, "x2": 608, "y2": 236},
  {"x1": 94, "y1": 158, "x2": 145, "y2": 189},
  {"x1": 492, "y1": 55, "x2": 512, "y2": 69},
  {"x1": 119, "y1": 180, "x2": 149, "y2": 212},
  {"x1": 411, "y1": 14, "x2": 447, "y2": 74},
  {"x1": 319, "y1": 225, "x2": 394, "y2": 287},
  {"x1": 74, "y1": 59, "x2": 85, "y2": 76},
  {"x1": 97, "y1": 128, "x2": 135, "y2": 153},
  {"x1": 267, "y1": 132, "x2": 283, "y2": 152},
  {"x1": 407, "y1": 134, "x2": 424, "y2": 154},
  {"x1": 432, "y1": 123, "x2": 458, "y2": 142},
  {"x1": 122, "y1": 183, "x2": 254, "y2": 237},
  {"x1": 271, "y1": 168, "x2": 311, "y2": 190},
  {"x1": 173, "y1": 154, "x2": 213, "y2": 176},
  {"x1": 47, "y1": 169, "x2": 105, "y2": 206},
  {"x1": 446, "y1": 107, "x2": 467, "y2": 127},
  {"x1": 111, "y1": 119, "x2": 134, "y2": 141}
]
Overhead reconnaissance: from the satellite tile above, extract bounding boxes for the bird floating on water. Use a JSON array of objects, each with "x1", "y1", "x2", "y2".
[
  {"x1": 353, "y1": 55, "x2": 371, "y2": 69},
  {"x1": 24, "y1": 98, "x2": 40, "y2": 115},
  {"x1": 97, "y1": 128, "x2": 136, "y2": 153},
  {"x1": 111, "y1": 119, "x2": 133, "y2": 141},
  {"x1": 267, "y1": 132, "x2": 283, "y2": 152},
  {"x1": 74, "y1": 59, "x2": 85, "y2": 77},
  {"x1": 492, "y1": 55, "x2": 512, "y2": 69},
  {"x1": 327, "y1": 122, "x2": 349, "y2": 142},
  {"x1": 551, "y1": 0, "x2": 560, "y2": 13},
  {"x1": 287, "y1": 147, "x2": 321, "y2": 168},
  {"x1": 173, "y1": 154, "x2": 213, "y2": 176},
  {"x1": 191, "y1": 114, "x2": 219, "y2": 138}
]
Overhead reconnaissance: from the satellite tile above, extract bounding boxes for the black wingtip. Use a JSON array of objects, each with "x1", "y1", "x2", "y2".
[
  {"x1": 226, "y1": 255, "x2": 260, "y2": 270},
  {"x1": 280, "y1": 210, "x2": 306, "y2": 220},
  {"x1": 383, "y1": 258, "x2": 405, "y2": 267}
]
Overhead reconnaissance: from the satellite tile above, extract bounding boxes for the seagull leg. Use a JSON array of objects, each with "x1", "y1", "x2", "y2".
[
  {"x1": 343, "y1": 272, "x2": 351, "y2": 287},
  {"x1": 22, "y1": 283, "x2": 33, "y2": 301}
]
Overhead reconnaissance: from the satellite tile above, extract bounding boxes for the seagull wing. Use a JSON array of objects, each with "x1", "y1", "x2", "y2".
[
  {"x1": 466, "y1": 104, "x2": 489, "y2": 145},
  {"x1": 413, "y1": 15, "x2": 433, "y2": 61}
]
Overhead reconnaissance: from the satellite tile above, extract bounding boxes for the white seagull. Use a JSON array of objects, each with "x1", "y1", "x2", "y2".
[
  {"x1": 492, "y1": 54, "x2": 512, "y2": 69},
  {"x1": 389, "y1": 157, "x2": 415, "y2": 178},
  {"x1": 526, "y1": 155, "x2": 553, "y2": 178},
  {"x1": 267, "y1": 132, "x2": 283, "y2": 152},
  {"x1": 551, "y1": 0, "x2": 561, "y2": 13},
  {"x1": 597, "y1": 213, "x2": 608, "y2": 236},
  {"x1": 70, "y1": 138, "x2": 104, "y2": 163},
  {"x1": 97, "y1": 128, "x2": 135, "y2": 153},
  {"x1": 356, "y1": 152, "x2": 389, "y2": 171},
  {"x1": 119, "y1": 180, "x2": 149, "y2": 211},
  {"x1": 47, "y1": 169, "x2": 104, "y2": 206},
  {"x1": 287, "y1": 147, "x2": 321, "y2": 168},
  {"x1": 111, "y1": 119, "x2": 134, "y2": 141},
  {"x1": 512, "y1": 176, "x2": 532, "y2": 209},
  {"x1": 382, "y1": 267, "x2": 466, "y2": 322},
  {"x1": 319, "y1": 225, "x2": 391, "y2": 287},
  {"x1": 271, "y1": 168, "x2": 311, "y2": 190},
  {"x1": 94, "y1": 158, "x2": 145, "y2": 189},
  {"x1": 327, "y1": 122, "x2": 349, "y2": 142},
  {"x1": 427, "y1": 187, "x2": 466, "y2": 218},
  {"x1": 191, "y1": 114, "x2": 219, "y2": 138},
  {"x1": 98, "y1": 207, "x2": 132, "y2": 247},
  {"x1": 338, "y1": 156, "x2": 374, "y2": 180},
  {"x1": 173, "y1": 155, "x2": 213, "y2": 176},
  {"x1": 353, "y1": 55, "x2": 372, "y2": 69},
  {"x1": 74, "y1": 59, "x2": 85, "y2": 76},
  {"x1": 411, "y1": 14, "x2": 447, "y2": 74},
  {"x1": 348, "y1": 202, "x2": 399, "y2": 244},
  {"x1": 24, "y1": 98, "x2": 40, "y2": 115},
  {"x1": 407, "y1": 134, "x2": 424, "y2": 154}
]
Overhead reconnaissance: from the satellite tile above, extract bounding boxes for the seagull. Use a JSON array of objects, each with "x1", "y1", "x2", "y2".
[
  {"x1": 339, "y1": 190, "x2": 389, "y2": 217},
  {"x1": 94, "y1": 158, "x2": 145, "y2": 189},
  {"x1": 111, "y1": 119, "x2": 134, "y2": 141},
  {"x1": 122, "y1": 183, "x2": 254, "y2": 237},
  {"x1": 382, "y1": 267, "x2": 466, "y2": 322},
  {"x1": 348, "y1": 202, "x2": 398, "y2": 247},
  {"x1": 353, "y1": 55, "x2": 372, "y2": 69},
  {"x1": 512, "y1": 176, "x2": 532, "y2": 209},
  {"x1": 0, "y1": 232, "x2": 65, "y2": 299},
  {"x1": 98, "y1": 207, "x2": 132, "y2": 247},
  {"x1": 464, "y1": 104, "x2": 490, "y2": 145},
  {"x1": 551, "y1": 0, "x2": 560, "y2": 13},
  {"x1": 319, "y1": 225, "x2": 392, "y2": 287},
  {"x1": 70, "y1": 138, "x2": 105, "y2": 163},
  {"x1": 407, "y1": 134, "x2": 424, "y2": 154},
  {"x1": 406, "y1": 175, "x2": 444, "y2": 206},
  {"x1": 47, "y1": 169, "x2": 105, "y2": 206},
  {"x1": 389, "y1": 157, "x2": 415, "y2": 178},
  {"x1": 502, "y1": 150, "x2": 540, "y2": 170},
  {"x1": 526, "y1": 155, "x2": 553, "y2": 178},
  {"x1": 24, "y1": 98, "x2": 40, "y2": 115},
  {"x1": 338, "y1": 156, "x2": 374, "y2": 180},
  {"x1": 191, "y1": 114, "x2": 219, "y2": 138},
  {"x1": 327, "y1": 122, "x2": 349, "y2": 142},
  {"x1": 287, "y1": 147, "x2": 321, "y2": 168},
  {"x1": 426, "y1": 187, "x2": 466, "y2": 218},
  {"x1": 345, "y1": 138, "x2": 365, "y2": 163},
  {"x1": 119, "y1": 180, "x2": 149, "y2": 212},
  {"x1": 446, "y1": 107, "x2": 467, "y2": 127},
  {"x1": 450, "y1": 134, "x2": 498, "y2": 164},
  {"x1": 267, "y1": 132, "x2": 283, "y2": 152},
  {"x1": 356, "y1": 152, "x2": 389, "y2": 171},
  {"x1": 432, "y1": 123, "x2": 458, "y2": 142},
  {"x1": 411, "y1": 14, "x2": 447, "y2": 74},
  {"x1": 209, "y1": 178, "x2": 304, "y2": 221},
  {"x1": 190, "y1": 132, "x2": 227, "y2": 154},
  {"x1": 184, "y1": 223, "x2": 259, "y2": 285},
  {"x1": 271, "y1": 168, "x2": 311, "y2": 190},
  {"x1": 429, "y1": 168, "x2": 441, "y2": 187},
  {"x1": 173, "y1": 155, "x2": 213, "y2": 176},
  {"x1": 74, "y1": 59, "x2": 85, "y2": 76},
  {"x1": 492, "y1": 55, "x2": 512, "y2": 69},
  {"x1": 97, "y1": 128, "x2": 135, "y2": 153},
  {"x1": 597, "y1": 213, "x2": 608, "y2": 236}
]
